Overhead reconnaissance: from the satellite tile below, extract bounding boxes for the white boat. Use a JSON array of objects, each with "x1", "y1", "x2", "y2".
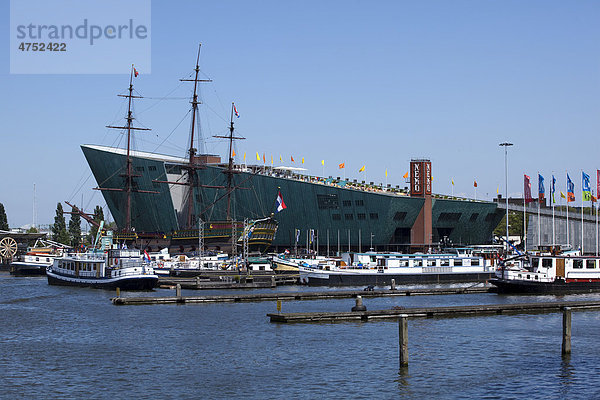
[
  {"x1": 299, "y1": 251, "x2": 494, "y2": 286},
  {"x1": 9, "y1": 240, "x2": 70, "y2": 276},
  {"x1": 47, "y1": 248, "x2": 158, "y2": 290},
  {"x1": 490, "y1": 253, "x2": 600, "y2": 294},
  {"x1": 156, "y1": 252, "x2": 230, "y2": 277}
]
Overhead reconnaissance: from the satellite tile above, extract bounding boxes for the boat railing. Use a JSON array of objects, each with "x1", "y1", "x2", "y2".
[
  {"x1": 64, "y1": 252, "x2": 106, "y2": 261},
  {"x1": 108, "y1": 264, "x2": 154, "y2": 278}
]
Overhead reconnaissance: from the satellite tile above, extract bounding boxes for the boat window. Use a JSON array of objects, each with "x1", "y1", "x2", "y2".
[
  {"x1": 440, "y1": 259, "x2": 449, "y2": 267},
  {"x1": 427, "y1": 260, "x2": 436, "y2": 267},
  {"x1": 532, "y1": 258, "x2": 539, "y2": 267},
  {"x1": 454, "y1": 259, "x2": 463, "y2": 266},
  {"x1": 542, "y1": 259, "x2": 552, "y2": 268},
  {"x1": 573, "y1": 260, "x2": 584, "y2": 269},
  {"x1": 471, "y1": 259, "x2": 479, "y2": 266},
  {"x1": 415, "y1": 260, "x2": 423, "y2": 267},
  {"x1": 36, "y1": 257, "x2": 39, "y2": 261},
  {"x1": 586, "y1": 260, "x2": 596, "y2": 269}
]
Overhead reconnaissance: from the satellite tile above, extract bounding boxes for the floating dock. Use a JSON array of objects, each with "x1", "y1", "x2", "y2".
[
  {"x1": 158, "y1": 274, "x2": 298, "y2": 290},
  {"x1": 111, "y1": 286, "x2": 492, "y2": 305},
  {"x1": 267, "y1": 300, "x2": 600, "y2": 323}
]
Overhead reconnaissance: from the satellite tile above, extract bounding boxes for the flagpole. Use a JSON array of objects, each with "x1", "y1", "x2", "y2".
[
  {"x1": 552, "y1": 173, "x2": 555, "y2": 246},
  {"x1": 537, "y1": 172, "x2": 541, "y2": 248},
  {"x1": 596, "y1": 200, "x2": 598, "y2": 256},
  {"x1": 566, "y1": 171, "x2": 570, "y2": 246},
  {"x1": 523, "y1": 195, "x2": 527, "y2": 252},
  {"x1": 581, "y1": 171, "x2": 584, "y2": 253}
]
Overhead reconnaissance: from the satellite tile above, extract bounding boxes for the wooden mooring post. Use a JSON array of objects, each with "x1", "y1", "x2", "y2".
[
  {"x1": 176, "y1": 284, "x2": 181, "y2": 298},
  {"x1": 562, "y1": 307, "x2": 572, "y2": 356},
  {"x1": 399, "y1": 314, "x2": 408, "y2": 367}
]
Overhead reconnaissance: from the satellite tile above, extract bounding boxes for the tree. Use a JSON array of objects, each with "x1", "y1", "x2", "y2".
[
  {"x1": 52, "y1": 203, "x2": 70, "y2": 245},
  {"x1": 494, "y1": 210, "x2": 525, "y2": 243},
  {"x1": 68, "y1": 206, "x2": 82, "y2": 248},
  {"x1": 88, "y1": 205, "x2": 105, "y2": 244},
  {"x1": 0, "y1": 203, "x2": 8, "y2": 231},
  {"x1": 26, "y1": 226, "x2": 38, "y2": 233}
]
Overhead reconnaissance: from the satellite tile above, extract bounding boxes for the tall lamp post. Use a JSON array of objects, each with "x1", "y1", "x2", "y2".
[{"x1": 500, "y1": 142, "x2": 513, "y2": 254}]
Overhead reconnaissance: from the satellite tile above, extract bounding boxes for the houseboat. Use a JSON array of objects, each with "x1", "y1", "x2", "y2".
[
  {"x1": 46, "y1": 248, "x2": 158, "y2": 290},
  {"x1": 299, "y1": 251, "x2": 494, "y2": 286},
  {"x1": 490, "y1": 254, "x2": 600, "y2": 294}
]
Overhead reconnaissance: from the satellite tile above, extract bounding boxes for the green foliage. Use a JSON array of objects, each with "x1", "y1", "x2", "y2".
[
  {"x1": 88, "y1": 205, "x2": 105, "y2": 244},
  {"x1": 52, "y1": 203, "x2": 70, "y2": 245},
  {"x1": 493, "y1": 210, "x2": 525, "y2": 238},
  {"x1": 68, "y1": 207, "x2": 82, "y2": 248},
  {"x1": 26, "y1": 226, "x2": 38, "y2": 233},
  {"x1": 0, "y1": 203, "x2": 8, "y2": 231}
]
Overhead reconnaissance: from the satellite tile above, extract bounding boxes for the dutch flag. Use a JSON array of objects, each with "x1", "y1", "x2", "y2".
[
  {"x1": 276, "y1": 191, "x2": 287, "y2": 213},
  {"x1": 234, "y1": 104, "x2": 240, "y2": 118}
]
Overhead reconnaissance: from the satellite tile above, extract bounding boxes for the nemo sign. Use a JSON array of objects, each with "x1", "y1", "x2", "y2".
[{"x1": 410, "y1": 160, "x2": 431, "y2": 196}]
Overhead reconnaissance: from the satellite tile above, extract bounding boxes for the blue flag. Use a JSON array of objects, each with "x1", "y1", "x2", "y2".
[
  {"x1": 567, "y1": 174, "x2": 575, "y2": 202},
  {"x1": 551, "y1": 175, "x2": 556, "y2": 204},
  {"x1": 583, "y1": 171, "x2": 591, "y2": 201},
  {"x1": 538, "y1": 174, "x2": 545, "y2": 203}
]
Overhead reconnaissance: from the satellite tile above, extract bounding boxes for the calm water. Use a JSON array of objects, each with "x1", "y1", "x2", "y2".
[{"x1": 2, "y1": 272, "x2": 600, "y2": 399}]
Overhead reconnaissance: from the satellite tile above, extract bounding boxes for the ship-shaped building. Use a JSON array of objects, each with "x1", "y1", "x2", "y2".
[{"x1": 82, "y1": 144, "x2": 503, "y2": 253}]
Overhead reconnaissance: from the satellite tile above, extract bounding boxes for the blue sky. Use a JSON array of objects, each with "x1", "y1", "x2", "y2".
[{"x1": 1, "y1": 0, "x2": 599, "y2": 228}]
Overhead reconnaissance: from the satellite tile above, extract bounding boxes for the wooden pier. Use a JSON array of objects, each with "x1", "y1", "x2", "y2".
[
  {"x1": 267, "y1": 299, "x2": 600, "y2": 323},
  {"x1": 111, "y1": 286, "x2": 492, "y2": 305},
  {"x1": 158, "y1": 274, "x2": 299, "y2": 290}
]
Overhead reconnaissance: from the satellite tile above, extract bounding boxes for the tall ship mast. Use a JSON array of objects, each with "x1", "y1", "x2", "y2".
[
  {"x1": 98, "y1": 65, "x2": 157, "y2": 233},
  {"x1": 214, "y1": 102, "x2": 245, "y2": 220}
]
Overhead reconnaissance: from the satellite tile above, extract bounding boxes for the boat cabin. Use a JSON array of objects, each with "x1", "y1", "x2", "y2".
[{"x1": 500, "y1": 255, "x2": 600, "y2": 283}]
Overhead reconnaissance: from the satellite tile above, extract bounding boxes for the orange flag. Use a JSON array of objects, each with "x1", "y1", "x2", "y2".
[
  {"x1": 403, "y1": 172, "x2": 408, "y2": 179},
  {"x1": 474, "y1": 180, "x2": 478, "y2": 188},
  {"x1": 232, "y1": 149, "x2": 236, "y2": 157},
  {"x1": 263, "y1": 153, "x2": 266, "y2": 163},
  {"x1": 339, "y1": 162, "x2": 345, "y2": 169},
  {"x1": 291, "y1": 156, "x2": 295, "y2": 163}
]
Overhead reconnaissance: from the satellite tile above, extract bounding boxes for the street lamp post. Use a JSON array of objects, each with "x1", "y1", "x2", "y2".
[{"x1": 500, "y1": 142, "x2": 513, "y2": 254}]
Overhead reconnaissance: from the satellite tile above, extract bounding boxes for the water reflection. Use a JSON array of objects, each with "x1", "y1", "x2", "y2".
[
  {"x1": 396, "y1": 366, "x2": 411, "y2": 396},
  {"x1": 558, "y1": 355, "x2": 574, "y2": 398}
]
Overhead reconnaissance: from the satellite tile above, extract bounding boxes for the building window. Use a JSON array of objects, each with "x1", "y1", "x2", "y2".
[
  {"x1": 148, "y1": 165, "x2": 157, "y2": 171},
  {"x1": 332, "y1": 214, "x2": 341, "y2": 220},
  {"x1": 166, "y1": 164, "x2": 182, "y2": 175},
  {"x1": 393, "y1": 212, "x2": 407, "y2": 221},
  {"x1": 357, "y1": 213, "x2": 366, "y2": 220},
  {"x1": 345, "y1": 214, "x2": 354, "y2": 220},
  {"x1": 135, "y1": 166, "x2": 145, "y2": 172},
  {"x1": 342, "y1": 200, "x2": 352, "y2": 207},
  {"x1": 469, "y1": 213, "x2": 479, "y2": 222},
  {"x1": 369, "y1": 213, "x2": 378, "y2": 220},
  {"x1": 485, "y1": 213, "x2": 497, "y2": 222},
  {"x1": 438, "y1": 212, "x2": 461, "y2": 222},
  {"x1": 355, "y1": 200, "x2": 364, "y2": 206},
  {"x1": 317, "y1": 194, "x2": 339, "y2": 209}
]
